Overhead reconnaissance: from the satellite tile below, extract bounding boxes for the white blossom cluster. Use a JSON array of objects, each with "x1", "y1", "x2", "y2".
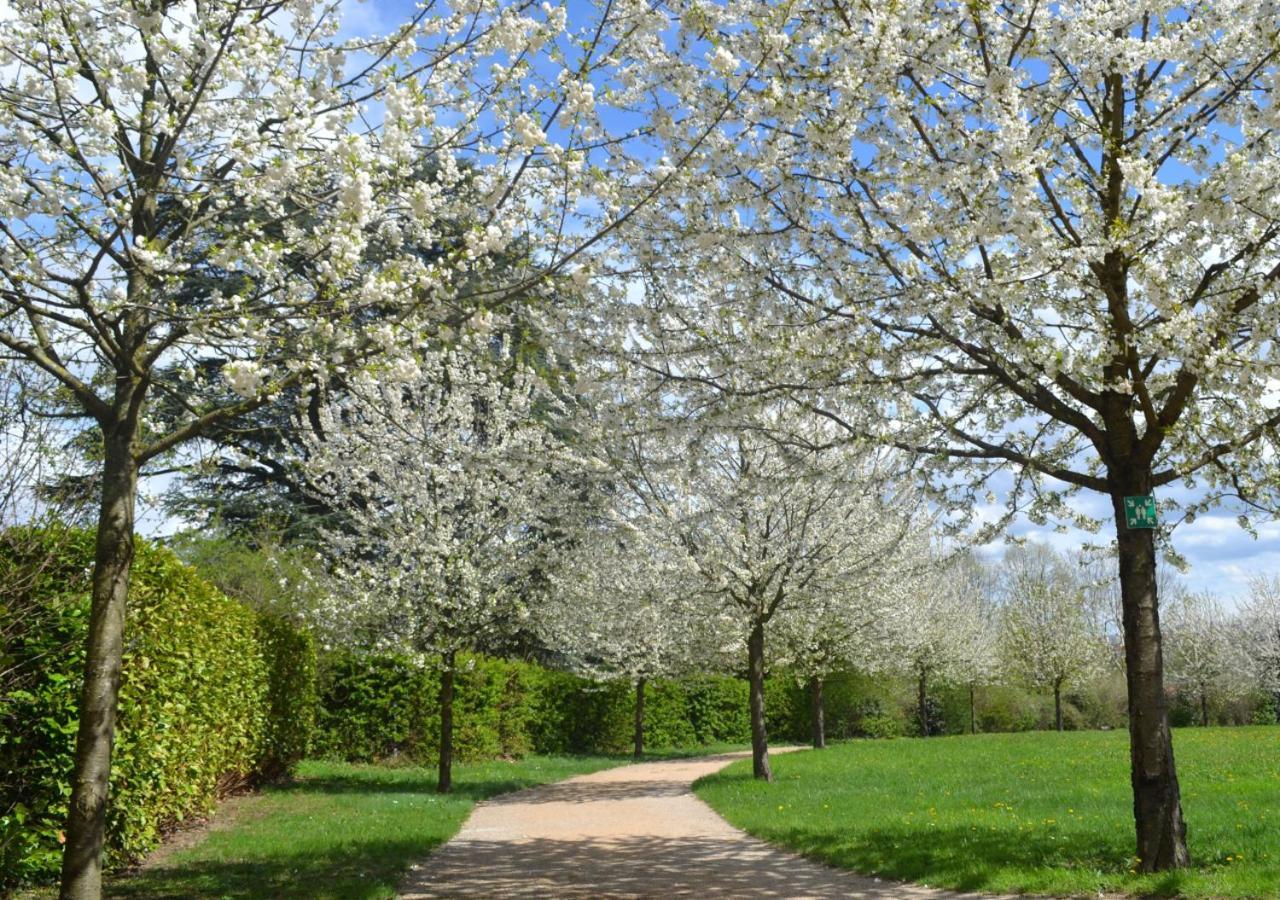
[{"x1": 300, "y1": 338, "x2": 583, "y2": 662}]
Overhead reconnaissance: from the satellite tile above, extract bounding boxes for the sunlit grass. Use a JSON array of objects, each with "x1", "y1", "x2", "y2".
[
  {"x1": 99, "y1": 755, "x2": 625, "y2": 899},
  {"x1": 695, "y1": 726, "x2": 1280, "y2": 898}
]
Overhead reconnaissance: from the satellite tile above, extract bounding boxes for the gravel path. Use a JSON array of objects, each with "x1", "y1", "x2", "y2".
[{"x1": 399, "y1": 750, "x2": 1014, "y2": 899}]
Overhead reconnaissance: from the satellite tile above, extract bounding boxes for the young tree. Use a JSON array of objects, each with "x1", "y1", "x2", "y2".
[
  {"x1": 775, "y1": 597, "x2": 865, "y2": 750},
  {"x1": 540, "y1": 522, "x2": 700, "y2": 758},
  {"x1": 302, "y1": 339, "x2": 576, "y2": 794},
  {"x1": 774, "y1": 533, "x2": 928, "y2": 749},
  {"x1": 715, "y1": 2, "x2": 1280, "y2": 868},
  {"x1": 0, "y1": 365, "x2": 87, "y2": 704},
  {"x1": 1240, "y1": 576, "x2": 1280, "y2": 722},
  {"x1": 1163, "y1": 591, "x2": 1244, "y2": 727},
  {"x1": 888, "y1": 551, "x2": 995, "y2": 738},
  {"x1": 997, "y1": 544, "x2": 1109, "y2": 732},
  {"x1": 939, "y1": 553, "x2": 1001, "y2": 736},
  {"x1": 617, "y1": 407, "x2": 918, "y2": 780}
]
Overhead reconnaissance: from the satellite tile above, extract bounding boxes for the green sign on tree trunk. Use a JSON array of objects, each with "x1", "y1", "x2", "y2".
[{"x1": 1124, "y1": 495, "x2": 1158, "y2": 529}]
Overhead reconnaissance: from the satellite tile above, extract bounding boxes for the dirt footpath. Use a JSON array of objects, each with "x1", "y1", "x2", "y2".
[{"x1": 399, "y1": 751, "x2": 1013, "y2": 899}]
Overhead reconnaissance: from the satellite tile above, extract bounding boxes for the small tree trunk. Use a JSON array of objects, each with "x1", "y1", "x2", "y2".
[
  {"x1": 633, "y1": 677, "x2": 646, "y2": 759},
  {"x1": 437, "y1": 650, "x2": 455, "y2": 794},
  {"x1": 810, "y1": 675, "x2": 826, "y2": 749},
  {"x1": 60, "y1": 422, "x2": 140, "y2": 900},
  {"x1": 747, "y1": 621, "x2": 772, "y2": 781},
  {"x1": 917, "y1": 669, "x2": 929, "y2": 738},
  {"x1": 1111, "y1": 487, "x2": 1190, "y2": 871},
  {"x1": 969, "y1": 683, "x2": 977, "y2": 735},
  {"x1": 1199, "y1": 688, "x2": 1209, "y2": 728},
  {"x1": 1054, "y1": 678, "x2": 1064, "y2": 733}
]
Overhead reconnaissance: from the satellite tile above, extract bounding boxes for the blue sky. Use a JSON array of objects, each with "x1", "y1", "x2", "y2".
[
  {"x1": 979, "y1": 496, "x2": 1278, "y2": 608},
  {"x1": 320, "y1": 1, "x2": 1280, "y2": 608}
]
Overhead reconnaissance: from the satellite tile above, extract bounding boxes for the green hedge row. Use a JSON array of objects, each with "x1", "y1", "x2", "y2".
[
  {"x1": 310, "y1": 652, "x2": 914, "y2": 763},
  {"x1": 0, "y1": 528, "x2": 316, "y2": 888}
]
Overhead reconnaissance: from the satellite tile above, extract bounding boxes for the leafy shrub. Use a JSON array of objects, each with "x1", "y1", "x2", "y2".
[
  {"x1": 316, "y1": 656, "x2": 757, "y2": 761},
  {"x1": 766, "y1": 672, "x2": 910, "y2": 742},
  {"x1": 313, "y1": 652, "x2": 542, "y2": 763},
  {"x1": 684, "y1": 675, "x2": 752, "y2": 744},
  {"x1": 642, "y1": 680, "x2": 699, "y2": 748},
  {"x1": 523, "y1": 665, "x2": 590, "y2": 754},
  {"x1": 312, "y1": 652, "x2": 431, "y2": 762},
  {"x1": 861, "y1": 711, "x2": 906, "y2": 739},
  {"x1": 258, "y1": 614, "x2": 318, "y2": 776},
  {"x1": 0, "y1": 528, "x2": 315, "y2": 888},
  {"x1": 976, "y1": 684, "x2": 1044, "y2": 733},
  {"x1": 1248, "y1": 692, "x2": 1279, "y2": 726}
]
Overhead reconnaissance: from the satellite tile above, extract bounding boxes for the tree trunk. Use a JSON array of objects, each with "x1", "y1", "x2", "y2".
[
  {"x1": 917, "y1": 669, "x2": 929, "y2": 738},
  {"x1": 1054, "y1": 678, "x2": 1064, "y2": 733},
  {"x1": 437, "y1": 651, "x2": 455, "y2": 794},
  {"x1": 633, "y1": 677, "x2": 646, "y2": 759},
  {"x1": 747, "y1": 621, "x2": 772, "y2": 780},
  {"x1": 810, "y1": 675, "x2": 826, "y2": 749},
  {"x1": 969, "y1": 683, "x2": 977, "y2": 735},
  {"x1": 60, "y1": 424, "x2": 140, "y2": 900},
  {"x1": 1111, "y1": 488, "x2": 1190, "y2": 871},
  {"x1": 1199, "y1": 687, "x2": 1209, "y2": 728}
]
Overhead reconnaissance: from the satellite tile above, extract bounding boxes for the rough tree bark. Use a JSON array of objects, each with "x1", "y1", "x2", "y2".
[
  {"x1": 1110, "y1": 485, "x2": 1190, "y2": 871},
  {"x1": 1054, "y1": 677, "x2": 1064, "y2": 733},
  {"x1": 60, "y1": 402, "x2": 142, "y2": 900},
  {"x1": 917, "y1": 669, "x2": 929, "y2": 738},
  {"x1": 438, "y1": 651, "x2": 456, "y2": 794},
  {"x1": 747, "y1": 621, "x2": 772, "y2": 780},
  {"x1": 633, "y1": 677, "x2": 646, "y2": 759},
  {"x1": 810, "y1": 675, "x2": 826, "y2": 749}
]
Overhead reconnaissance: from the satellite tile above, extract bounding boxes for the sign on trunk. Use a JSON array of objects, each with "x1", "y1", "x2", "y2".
[{"x1": 1124, "y1": 495, "x2": 1158, "y2": 529}]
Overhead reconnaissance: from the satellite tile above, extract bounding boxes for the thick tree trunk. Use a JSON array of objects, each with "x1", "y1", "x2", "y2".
[
  {"x1": 917, "y1": 669, "x2": 929, "y2": 738},
  {"x1": 633, "y1": 677, "x2": 646, "y2": 759},
  {"x1": 810, "y1": 675, "x2": 826, "y2": 749},
  {"x1": 60, "y1": 426, "x2": 140, "y2": 900},
  {"x1": 747, "y1": 622, "x2": 772, "y2": 780},
  {"x1": 437, "y1": 651, "x2": 455, "y2": 794},
  {"x1": 1054, "y1": 679, "x2": 1064, "y2": 733},
  {"x1": 1111, "y1": 488, "x2": 1190, "y2": 871},
  {"x1": 969, "y1": 683, "x2": 977, "y2": 735}
]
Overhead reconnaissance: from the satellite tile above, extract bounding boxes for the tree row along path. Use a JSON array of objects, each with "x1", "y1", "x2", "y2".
[{"x1": 399, "y1": 751, "x2": 1015, "y2": 899}]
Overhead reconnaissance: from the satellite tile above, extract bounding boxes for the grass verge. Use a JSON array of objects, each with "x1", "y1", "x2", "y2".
[
  {"x1": 695, "y1": 726, "x2": 1280, "y2": 898},
  {"x1": 94, "y1": 755, "x2": 624, "y2": 899}
]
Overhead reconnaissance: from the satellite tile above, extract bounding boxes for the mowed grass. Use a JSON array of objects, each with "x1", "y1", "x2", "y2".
[
  {"x1": 695, "y1": 726, "x2": 1280, "y2": 898},
  {"x1": 99, "y1": 755, "x2": 625, "y2": 899}
]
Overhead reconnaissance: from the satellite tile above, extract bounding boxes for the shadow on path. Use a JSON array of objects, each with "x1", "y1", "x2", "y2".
[{"x1": 405, "y1": 835, "x2": 935, "y2": 899}]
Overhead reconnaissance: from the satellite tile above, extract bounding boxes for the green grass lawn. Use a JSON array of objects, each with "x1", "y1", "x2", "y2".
[
  {"x1": 695, "y1": 726, "x2": 1280, "y2": 898},
  {"x1": 97, "y1": 755, "x2": 625, "y2": 899}
]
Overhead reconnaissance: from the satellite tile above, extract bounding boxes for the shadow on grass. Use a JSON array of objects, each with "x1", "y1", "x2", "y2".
[
  {"x1": 108, "y1": 838, "x2": 429, "y2": 900},
  {"x1": 757, "y1": 821, "x2": 1193, "y2": 897}
]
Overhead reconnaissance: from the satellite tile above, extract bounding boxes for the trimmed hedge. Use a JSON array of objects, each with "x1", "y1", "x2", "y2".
[
  {"x1": 312, "y1": 653, "x2": 823, "y2": 763},
  {"x1": 0, "y1": 528, "x2": 316, "y2": 888},
  {"x1": 312, "y1": 658, "x2": 1023, "y2": 765}
]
